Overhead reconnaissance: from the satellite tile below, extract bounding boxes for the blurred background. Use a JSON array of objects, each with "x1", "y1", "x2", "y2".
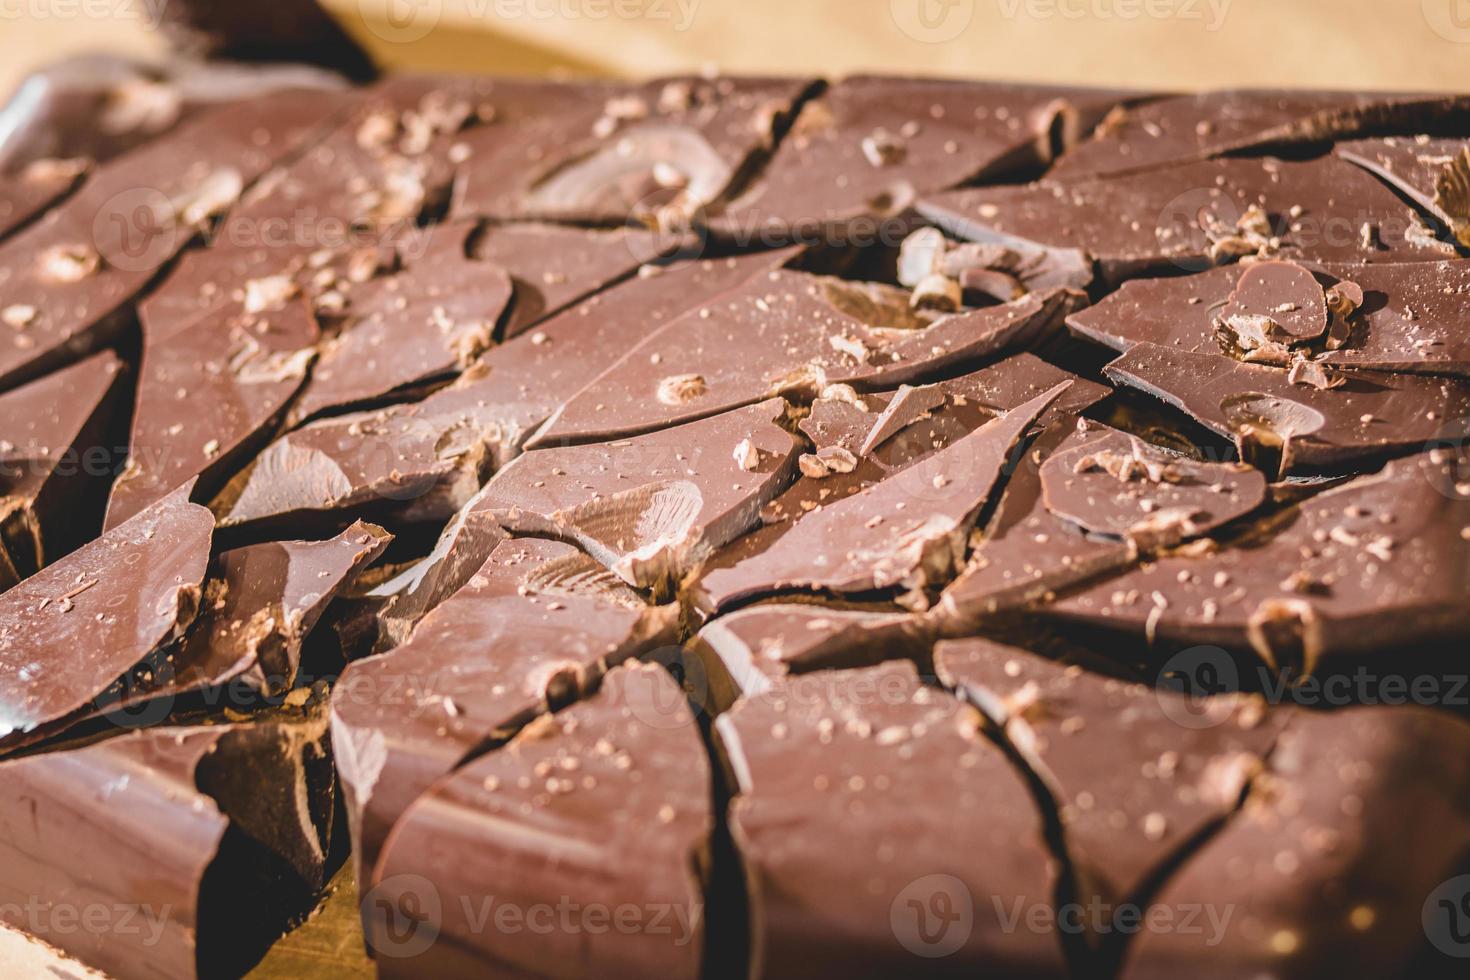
[{"x1": 2, "y1": 0, "x2": 1468, "y2": 94}]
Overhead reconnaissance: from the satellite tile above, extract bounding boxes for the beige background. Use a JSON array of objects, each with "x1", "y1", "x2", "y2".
[{"x1": 2, "y1": 0, "x2": 1469, "y2": 94}]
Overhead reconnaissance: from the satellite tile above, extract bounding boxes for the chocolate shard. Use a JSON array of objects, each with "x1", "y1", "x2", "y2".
[
  {"x1": 0, "y1": 158, "x2": 87, "y2": 241},
  {"x1": 106, "y1": 297, "x2": 320, "y2": 530},
  {"x1": 456, "y1": 75, "x2": 816, "y2": 228},
  {"x1": 531, "y1": 268, "x2": 1079, "y2": 446},
  {"x1": 331, "y1": 537, "x2": 677, "y2": 881},
  {"x1": 1121, "y1": 707, "x2": 1470, "y2": 979},
  {"x1": 0, "y1": 483, "x2": 211, "y2": 755},
  {"x1": 475, "y1": 398, "x2": 803, "y2": 592},
  {"x1": 1103, "y1": 342, "x2": 1470, "y2": 474},
  {"x1": 712, "y1": 75, "x2": 1136, "y2": 243},
  {"x1": 0, "y1": 694, "x2": 339, "y2": 980},
  {"x1": 288, "y1": 221, "x2": 513, "y2": 423},
  {"x1": 1050, "y1": 89, "x2": 1470, "y2": 181},
  {"x1": 920, "y1": 156, "x2": 1457, "y2": 291},
  {"x1": 1336, "y1": 135, "x2": 1470, "y2": 247},
  {"x1": 699, "y1": 384, "x2": 1065, "y2": 611},
  {"x1": 369, "y1": 662, "x2": 712, "y2": 978},
  {"x1": 472, "y1": 221, "x2": 688, "y2": 338},
  {"x1": 1039, "y1": 428, "x2": 1268, "y2": 549},
  {"x1": 936, "y1": 637, "x2": 1284, "y2": 916},
  {"x1": 714, "y1": 660, "x2": 1068, "y2": 977},
  {"x1": 1046, "y1": 448, "x2": 1470, "y2": 674},
  {"x1": 858, "y1": 382, "x2": 947, "y2": 456},
  {"x1": 0, "y1": 350, "x2": 126, "y2": 584},
  {"x1": 692, "y1": 358, "x2": 1106, "y2": 615},
  {"x1": 155, "y1": 0, "x2": 377, "y2": 81},
  {"x1": 0, "y1": 87, "x2": 348, "y2": 393}
]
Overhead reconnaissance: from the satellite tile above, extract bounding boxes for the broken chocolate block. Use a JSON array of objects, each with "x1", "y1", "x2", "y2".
[
  {"x1": 0, "y1": 484, "x2": 211, "y2": 755},
  {"x1": 1337, "y1": 135, "x2": 1470, "y2": 247},
  {"x1": 920, "y1": 156, "x2": 1458, "y2": 290},
  {"x1": 0, "y1": 350, "x2": 126, "y2": 585},
  {"x1": 332, "y1": 537, "x2": 676, "y2": 881},
  {"x1": 0, "y1": 695, "x2": 338, "y2": 979},
  {"x1": 1104, "y1": 342, "x2": 1470, "y2": 474},
  {"x1": 1121, "y1": 707, "x2": 1470, "y2": 979},
  {"x1": 368, "y1": 662, "x2": 711, "y2": 977},
  {"x1": 475, "y1": 398, "x2": 803, "y2": 593},
  {"x1": 531, "y1": 269, "x2": 1079, "y2": 446},
  {"x1": 715, "y1": 660, "x2": 1068, "y2": 976},
  {"x1": 1046, "y1": 448, "x2": 1470, "y2": 674}
]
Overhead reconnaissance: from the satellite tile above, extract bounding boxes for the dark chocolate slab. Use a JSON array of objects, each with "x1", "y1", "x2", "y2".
[
  {"x1": 716, "y1": 660, "x2": 1068, "y2": 978},
  {"x1": 1047, "y1": 448, "x2": 1470, "y2": 673},
  {"x1": 332, "y1": 537, "x2": 676, "y2": 881},
  {"x1": 370, "y1": 663, "x2": 711, "y2": 978},
  {"x1": 531, "y1": 269, "x2": 1079, "y2": 445},
  {"x1": 474, "y1": 398, "x2": 803, "y2": 592},
  {"x1": 1104, "y1": 342, "x2": 1470, "y2": 473},
  {"x1": 1336, "y1": 135, "x2": 1470, "y2": 247},
  {"x1": 1122, "y1": 707, "x2": 1470, "y2": 979},
  {"x1": 0, "y1": 484, "x2": 211, "y2": 755}
]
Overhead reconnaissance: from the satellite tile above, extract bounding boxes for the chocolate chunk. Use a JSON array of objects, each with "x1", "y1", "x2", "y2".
[
  {"x1": 475, "y1": 399, "x2": 802, "y2": 592},
  {"x1": 0, "y1": 351, "x2": 126, "y2": 585},
  {"x1": 858, "y1": 382, "x2": 947, "y2": 455},
  {"x1": 1104, "y1": 342, "x2": 1470, "y2": 474},
  {"x1": 1040, "y1": 428, "x2": 1268, "y2": 548},
  {"x1": 1337, "y1": 135, "x2": 1470, "y2": 247},
  {"x1": 288, "y1": 222, "x2": 512, "y2": 422},
  {"x1": 699, "y1": 384, "x2": 1065, "y2": 611},
  {"x1": 472, "y1": 221, "x2": 690, "y2": 338},
  {"x1": 0, "y1": 158, "x2": 87, "y2": 241},
  {"x1": 920, "y1": 157, "x2": 1456, "y2": 290},
  {"x1": 0, "y1": 88, "x2": 347, "y2": 393},
  {"x1": 1219, "y1": 260, "x2": 1330, "y2": 348},
  {"x1": 531, "y1": 269, "x2": 1079, "y2": 446},
  {"x1": 1051, "y1": 90, "x2": 1470, "y2": 181},
  {"x1": 456, "y1": 76, "x2": 815, "y2": 228},
  {"x1": 1047, "y1": 448, "x2": 1470, "y2": 673},
  {"x1": 155, "y1": 0, "x2": 376, "y2": 80},
  {"x1": 715, "y1": 660, "x2": 1068, "y2": 977},
  {"x1": 0, "y1": 696, "x2": 338, "y2": 979},
  {"x1": 368, "y1": 662, "x2": 711, "y2": 977},
  {"x1": 1121, "y1": 707, "x2": 1470, "y2": 979},
  {"x1": 106, "y1": 298, "x2": 320, "y2": 529},
  {"x1": 713, "y1": 75, "x2": 1134, "y2": 244},
  {"x1": 331, "y1": 537, "x2": 676, "y2": 881},
  {"x1": 0, "y1": 484, "x2": 211, "y2": 755},
  {"x1": 937, "y1": 637, "x2": 1283, "y2": 913}
]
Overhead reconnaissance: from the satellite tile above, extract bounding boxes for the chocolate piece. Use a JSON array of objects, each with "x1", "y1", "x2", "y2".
[
  {"x1": 531, "y1": 269, "x2": 1079, "y2": 445},
  {"x1": 456, "y1": 76, "x2": 815, "y2": 228},
  {"x1": 0, "y1": 88, "x2": 347, "y2": 393},
  {"x1": 1050, "y1": 90, "x2": 1470, "y2": 181},
  {"x1": 699, "y1": 384, "x2": 1064, "y2": 611},
  {"x1": 0, "y1": 484, "x2": 211, "y2": 755},
  {"x1": 1104, "y1": 342, "x2": 1470, "y2": 473},
  {"x1": 0, "y1": 158, "x2": 87, "y2": 240},
  {"x1": 0, "y1": 698, "x2": 338, "y2": 979},
  {"x1": 0, "y1": 351, "x2": 126, "y2": 585},
  {"x1": 936, "y1": 637, "x2": 1283, "y2": 914},
  {"x1": 331, "y1": 537, "x2": 676, "y2": 881},
  {"x1": 713, "y1": 75, "x2": 1134, "y2": 244},
  {"x1": 1336, "y1": 136, "x2": 1470, "y2": 247},
  {"x1": 715, "y1": 660, "x2": 1068, "y2": 977},
  {"x1": 106, "y1": 298, "x2": 320, "y2": 529},
  {"x1": 1039, "y1": 428, "x2": 1268, "y2": 548},
  {"x1": 155, "y1": 0, "x2": 377, "y2": 80},
  {"x1": 477, "y1": 399, "x2": 802, "y2": 592},
  {"x1": 288, "y1": 222, "x2": 512, "y2": 423},
  {"x1": 1122, "y1": 707, "x2": 1470, "y2": 979},
  {"x1": 920, "y1": 157, "x2": 1456, "y2": 290},
  {"x1": 1047, "y1": 448, "x2": 1470, "y2": 673},
  {"x1": 858, "y1": 382, "x2": 947, "y2": 455},
  {"x1": 471, "y1": 221, "x2": 684, "y2": 338},
  {"x1": 369, "y1": 663, "x2": 711, "y2": 977}
]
